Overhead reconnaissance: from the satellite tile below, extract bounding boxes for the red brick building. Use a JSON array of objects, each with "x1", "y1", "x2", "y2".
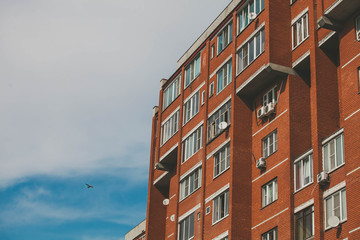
[{"x1": 145, "y1": 0, "x2": 360, "y2": 239}]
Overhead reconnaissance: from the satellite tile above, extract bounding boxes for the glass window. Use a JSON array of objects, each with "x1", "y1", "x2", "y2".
[
  {"x1": 237, "y1": 28, "x2": 265, "y2": 73},
  {"x1": 161, "y1": 110, "x2": 179, "y2": 145},
  {"x1": 180, "y1": 168, "x2": 202, "y2": 201},
  {"x1": 183, "y1": 126, "x2": 203, "y2": 162},
  {"x1": 292, "y1": 13, "x2": 309, "y2": 49},
  {"x1": 183, "y1": 91, "x2": 200, "y2": 124},
  {"x1": 163, "y1": 74, "x2": 181, "y2": 109},
  {"x1": 322, "y1": 133, "x2": 344, "y2": 172},
  {"x1": 262, "y1": 130, "x2": 277, "y2": 158},
  {"x1": 185, "y1": 54, "x2": 201, "y2": 88},
  {"x1": 294, "y1": 153, "x2": 313, "y2": 191},
  {"x1": 179, "y1": 213, "x2": 195, "y2": 240},
  {"x1": 356, "y1": 16, "x2": 360, "y2": 41},
  {"x1": 263, "y1": 87, "x2": 277, "y2": 106},
  {"x1": 213, "y1": 190, "x2": 229, "y2": 223},
  {"x1": 295, "y1": 206, "x2": 314, "y2": 240},
  {"x1": 207, "y1": 101, "x2": 231, "y2": 141},
  {"x1": 237, "y1": 0, "x2": 265, "y2": 33},
  {"x1": 209, "y1": 82, "x2": 214, "y2": 97},
  {"x1": 214, "y1": 144, "x2": 230, "y2": 177},
  {"x1": 217, "y1": 21, "x2": 233, "y2": 54},
  {"x1": 262, "y1": 178, "x2": 277, "y2": 207},
  {"x1": 325, "y1": 188, "x2": 347, "y2": 229},
  {"x1": 262, "y1": 227, "x2": 277, "y2": 240},
  {"x1": 217, "y1": 60, "x2": 232, "y2": 94}
]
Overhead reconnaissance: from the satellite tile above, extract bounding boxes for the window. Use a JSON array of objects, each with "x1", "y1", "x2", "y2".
[
  {"x1": 213, "y1": 190, "x2": 229, "y2": 223},
  {"x1": 237, "y1": 0, "x2": 265, "y2": 33},
  {"x1": 262, "y1": 178, "x2": 277, "y2": 207},
  {"x1": 262, "y1": 130, "x2": 277, "y2": 158},
  {"x1": 292, "y1": 13, "x2": 309, "y2": 49},
  {"x1": 214, "y1": 144, "x2": 230, "y2": 177},
  {"x1": 263, "y1": 87, "x2": 277, "y2": 106},
  {"x1": 163, "y1": 74, "x2": 181, "y2": 109},
  {"x1": 211, "y1": 44, "x2": 215, "y2": 59},
  {"x1": 209, "y1": 82, "x2": 214, "y2": 97},
  {"x1": 180, "y1": 167, "x2": 202, "y2": 201},
  {"x1": 294, "y1": 153, "x2": 313, "y2": 192},
  {"x1": 179, "y1": 213, "x2": 195, "y2": 240},
  {"x1": 262, "y1": 227, "x2": 277, "y2": 240},
  {"x1": 290, "y1": 0, "x2": 297, "y2": 4},
  {"x1": 201, "y1": 90, "x2": 205, "y2": 106},
  {"x1": 208, "y1": 101, "x2": 231, "y2": 141},
  {"x1": 237, "y1": 27, "x2": 265, "y2": 74},
  {"x1": 185, "y1": 54, "x2": 201, "y2": 88},
  {"x1": 183, "y1": 91, "x2": 200, "y2": 124},
  {"x1": 183, "y1": 126, "x2": 203, "y2": 162},
  {"x1": 322, "y1": 133, "x2": 344, "y2": 172},
  {"x1": 161, "y1": 110, "x2": 179, "y2": 145},
  {"x1": 356, "y1": 16, "x2": 360, "y2": 41},
  {"x1": 218, "y1": 21, "x2": 233, "y2": 54},
  {"x1": 325, "y1": 188, "x2": 347, "y2": 229},
  {"x1": 217, "y1": 60, "x2": 232, "y2": 94},
  {"x1": 295, "y1": 206, "x2": 314, "y2": 240}
]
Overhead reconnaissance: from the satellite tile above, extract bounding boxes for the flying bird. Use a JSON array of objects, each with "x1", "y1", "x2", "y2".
[{"x1": 86, "y1": 184, "x2": 94, "y2": 188}]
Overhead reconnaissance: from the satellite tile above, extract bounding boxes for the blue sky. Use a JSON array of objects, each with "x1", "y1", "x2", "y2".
[{"x1": 0, "y1": 0, "x2": 231, "y2": 239}]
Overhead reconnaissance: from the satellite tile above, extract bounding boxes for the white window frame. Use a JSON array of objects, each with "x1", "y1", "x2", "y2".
[
  {"x1": 294, "y1": 151, "x2": 313, "y2": 192},
  {"x1": 185, "y1": 54, "x2": 201, "y2": 88},
  {"x1": 262, "y1": 178, "x2": 278, "y2": 207},
  {"x1": 214, "y1": 144, "x2": 230, "y2": 178},
  {"x1": 207, "y1": 101, "x2": 231, "y2": 141},
  {"x1": 161, "y1": 109, "x2": 179, "y2": 145},
  {"x1": 163, "y1": 74, "x2": 181, "y2": 110},
  {"x1": 236, "y1": 27, "x2": 265, "y2": 74},
  {"x1": 179, "y1": 212, "x2": 195, "y2": 240},
  {"x1": 356, "y1": 16, "x2": 360, "y2": 41},
  {"x1": 263, "y1": 86, "x2": 277, "y2": 106},
  {"x1": 237, "y1": 0, "x2": 265, "y2": 34},
  {"x1": 292, "y1": 12, "x2": 309, "y2": 49},
  {"x1": 179, "y1": 167, "x2": 202, "y2": 201},
  {"x1": 324, "y1": 188, "x2": 347, "y2": 229},
  {"x1": 183, "y1": 91, "x2": 200, "y2": 125},
  {"x1": 262, "y1": 130, "x2": 277, "y2": 158},
  {"x1": 201, "y1": 90, "x2": 205, "y2": 106},
  {"x1": 182, "y1": 126, "x2": 203, "y2": 163},
  {"x1": 211, "y1": 44, "x2": 215, "y2": 59},
  {"x1": 322, "y1": 132, "x2": 344, "y2": 173},
  {"x1": 217, "y1": 60, "x2": 232, "y2": 94},
  {"x1": 217, "y1": 21, "x2": 233, "y2": 54},
  {"x1": 209, "y1": 82, "x2": 214, "y2": 97},
  {"x1": 294, "y1": 205, "x2": 314, "y2": 240},
  {"x1": 213, "y1": 189, "x2": 229, "y2": 224},
  {"x1": 261, "y1": 227, "x2": 278, "y2": 240}
]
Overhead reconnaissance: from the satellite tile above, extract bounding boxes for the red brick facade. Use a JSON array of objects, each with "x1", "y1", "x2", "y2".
[{"x1": 146, "y1": 0, "x2": 360, "y2": 239}]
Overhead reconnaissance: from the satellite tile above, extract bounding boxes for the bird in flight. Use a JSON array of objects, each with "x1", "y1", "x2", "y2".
[{"x1": 86, "y1": 184, "x2": 94, "y2": 188}]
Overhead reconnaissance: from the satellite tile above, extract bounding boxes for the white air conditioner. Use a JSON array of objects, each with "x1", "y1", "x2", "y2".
[
  {"x1": 264, "y1": 102, "x2": 276, "y2": 116},
  {"x1": 256, "y1": 157, "x2": 266, "y2": 169},
  {"x1": 317, "y1": 171, "x2": 330, "y2": 184},
  {"x1": 257, "y1": 106, "x2": 266, "y2": 119}
]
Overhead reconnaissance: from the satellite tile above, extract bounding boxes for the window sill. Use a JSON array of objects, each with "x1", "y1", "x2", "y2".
[
  {"x1": 324, "y1": 219, "x2": 347, "y2": 231},
  {"x1": 326, "y1": 162, "x2": 345, "y2": 175},
  {"x1": 261, "y1": 199, "x2": 278, "y2": 210},
  {"x1": 160, "y1": 130, "x2": 179, "y2": 147},
  {"x1": 263, "y1": 149, "x2": 277, "y2": 160},
  {"x1": 236, "y1": 51, "x2": 265, "y2": 77},
  {"x1": 179, "y1": 187, "x2": 202, "y2": 203},
  {"x1": 184, "y1": 74, "x2": 200, "y2": 90},
  {"x1": 181, "y1": 146, "x2": 203, "y2": 165},
  {"x1": 212, "y1": 214, "x2": 229, "y2": 226},
  {"x1": 216, "y1": 81, "x2": 232, "y2": 96},
  {"x1": 292, "y1": 35, "x2": 310, "y2": 51},
  {"x1": 206, "y1": 124, "x2": 231, "y2": 146},
  {"x1": 294, "y1": 181, "x2": 314, "y2": 194},
  {"x1": 162, "y1": 95, "x2": 181, "y2": 112},
  {"x1": 217, "y1": 41, "x2": 232, "y2": 57},
  {"x1": 183, "y1": 112, "x2": 199, "y2": 127}
]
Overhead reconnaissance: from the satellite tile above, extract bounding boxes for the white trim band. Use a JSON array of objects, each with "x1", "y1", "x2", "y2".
[
  {"x1": 291, "y1": 7, "x2": 309, "y2": 25},
  {"x1": 252, "y1": 158, "x2": 289, "y2": 183},
  {"x1": 167, "y1": 233, "x2": 174, "y2": 238},
  {"x1": 162, "y1": 106, "x2": 180, "y2": 125},
  {"x1": 160, "y1": 143, "x2": 178, "y2": 162},
  {"x1": 210, "y1": 55, "x2": 233, "y2": 79},
  {"x1": 252, "y1": 109, "x2": 288, "y2": 137},
  {"x1": 252, "y1": 208, "x2": 289, "y2": 230},
  {"x1": 344, "y1": 107, "x2": 360, "y2": 121},
  {"x1": 212, "y1": 230, "x2": 229, "y2": 240},
  {"x1": 178, "y1": 203, "x2": 201, "y2": 222},
  {"x1": 183, "y1": 81, "x2": 205, "y2": 103},
  {"x1": 205, "y1": 183, "x2": 230, "y2": 203},
  {"x1": 323, "y1": 180, "x2": 346, "y2": 198},
  {"x1": 292, "y1": 50, "x2": 310, "y2": 68},
  {"x1": 294, "y1": 149, "x2": 313, "y2": 163},
  {"x1": 153, "y1": 172, "x2": 169, "y2": 185},
  {"x1": 180, "y1": 161, "x2": 202, "y2": 181},
  {"x1": 182, "y1": 121, "x2": 204, "y2": 141},
  {"x1": 236, "y1": 22, "x2": 265, "y2": 51},
  {"x1": 208, "y1": 95, "x2": 232, "y2": 117},
  {"x1": 207, "y1": 138, "x2": 231, "y2": 160},
  {"x1": 322, "y1": 128, "x2": 343, "y2": 145},
  {"x1": 342, "y1": 52, "x2": 360, "y2": 69},
  {"x1": 295, "y1": 199, "x2": 314, "y2": 213},
  {"x1": 347, "y1": 165, "x2": 360, "y2": 176},
  {"x1": 349, "y1": 226, "x2": 360, "y2": 234}
]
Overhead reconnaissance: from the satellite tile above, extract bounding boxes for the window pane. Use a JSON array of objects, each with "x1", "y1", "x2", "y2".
[
  {"x1": 324, "y1": 144, "x2": 329, "y2": 171},
  {"x1": 295, "y1": 161, "x2": 302, "y2": 190},
  {"x1": 249, "y1": 39, "x2": 254, "y2": 62},
  {"x1": 336, "y1": 136, "x2": 343, "y2": 166},
  {"x1": 334, "y1": 192, "x2": 340, "y2": 218},
  {"x1": 256, "y1": 0, "x2": 260, "y2": 13},
  {"x1": 341, "y1": 190, "x2": 347, "y2": 220}
]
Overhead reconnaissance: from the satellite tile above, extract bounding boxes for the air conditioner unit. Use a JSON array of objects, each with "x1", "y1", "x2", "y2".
[
  {"x1": 264, "y1": 102, "x2": 276, "y2": 116},
  {"x1": 257, "y1": 106, "x2": 266, "y2": 119},
  {"x1": 256, "y1": 157, "x2": 266, "y2": 169},
  {"x1": 317, "y1": 171, "x2": 330, "y2": 184}
]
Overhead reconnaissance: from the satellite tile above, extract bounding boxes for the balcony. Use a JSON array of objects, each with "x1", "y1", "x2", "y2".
[
  {"x1": 236, "y1": 63, "x2": 296, "y2": 98},
  {"x1": 153, "y1": 171, "x2": 171, "y2": 198},
  {"x1": 292, "y1": 50, "x2": 311, "y2": 84},
  {"x1": 156, "y1": 143, "x2": 178, "y2": 172},
  {"x1": 318, "y1": 0, "x2": 360, "y2": 31},
  {"x1": 318, "y1": 31, "x2": 339, "y2": 66}
]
